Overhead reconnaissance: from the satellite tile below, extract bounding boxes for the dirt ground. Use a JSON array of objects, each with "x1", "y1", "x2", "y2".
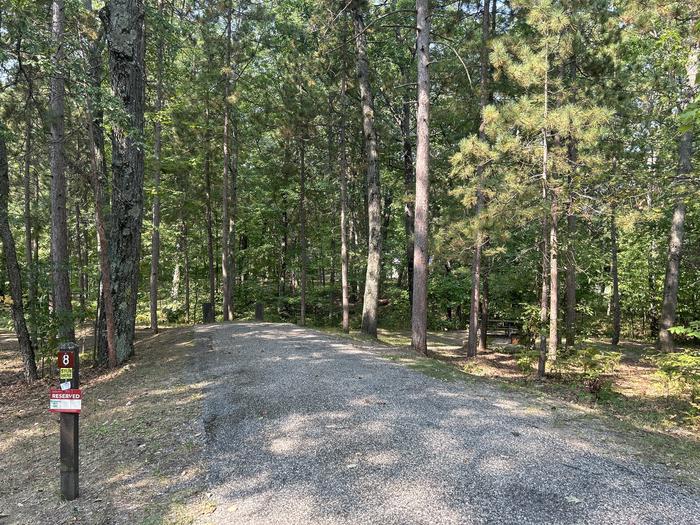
[
  {"x1": 320, "y1": 328, "x2": 700, "y2": 439},
  {"x1": 2, "y1": 324, "x2": 698, "y2": 524},
  {"x1": 0, "y1": 327, "x2": 213, "y2": 525}
]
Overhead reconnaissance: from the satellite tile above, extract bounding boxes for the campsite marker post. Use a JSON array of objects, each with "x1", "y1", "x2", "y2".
[{"x1": 50, "y1": 342, "x2": 80, "y2": 500}]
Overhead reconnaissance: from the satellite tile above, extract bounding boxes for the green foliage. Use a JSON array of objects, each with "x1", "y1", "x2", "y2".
[
  {"x1": 647, "y1": 351, "x2": 700, "y2": 402},
  {"x1": 516, "y1": 348, "x2": 540, "y2": 375},
  {"x1": 669, "y1": 322, "x2": 700, "y2": 340},
  {"x1": 556, "y1": 347, "x2": 622, "y2": 399}
]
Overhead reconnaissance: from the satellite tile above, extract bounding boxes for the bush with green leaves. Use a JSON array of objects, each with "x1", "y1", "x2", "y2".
[
  {"x1": 648, "y1": 351, "x2": 700, "y2": 402},
  {"x1": 556, "y1": 347, "x2": 622, "y2": 399},
  {"x1": 669, "y1": 322, "x2": 700, "y2": 341},
  {"x1": 516, "y1": 348, "x2": 539, "y2": 375}
]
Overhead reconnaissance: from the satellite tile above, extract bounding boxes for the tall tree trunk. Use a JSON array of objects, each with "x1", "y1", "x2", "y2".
[
  {"x1": 183, "y1": 220, "x2": 190, "y2": 323},
  {"x1": 479, "y1": 258, "x2": 489, "y2": 353},
  {"x1": 339, "y1": 72, "x2": 351, "y2": 333},
  {"x1": 538, "y1": 217, "x2": 549, "y2": 378},
  {"x1": 299, "y1": 140, "x2": 308, "y2": 326},
  {"x1": 85, "y1": 0, "x2": 117, "y2": 367},
  {"x1": 411, "y1": 0, "x2": 431, "y2": 354},
  {"x1": 564, "y1": 167, "x2": 576, "y2": 349},
  {"x1": 401, "y1": 90, "x2": 415, "y2": 308},
  {"x1": 549, "y1": 194, "x2": 559, "y2": 361},
  {"x1": 0, "y1": 134, "x2": 38, "y2": 382},
  {"x1": 23, "y1": 102, "x2": 36, "y2": 344},
  {"x1": 658, "y1": 45, "x2": 697, "y2": 351},
  {"x1": 658, "y1": 199, "x2": 686, "y2": 352},
  {"x1": 204, "y1": 103, "x2": 216, "y2": 313},
  {"x1": 50, "y1": 0, "x2": 74, "y2": 343},
  {"x1": 230, "y1": 115, "x2": 238, "y2": 316},
  {"x1": 221, "y1": 4, "x2": 233, "y2": 321},
  {"x1": 150, "y1": 0, "x2": 165, "y2": 334},
  {"x1": 171, "y1": 261, "x2": 181, "y2": 300},
  {"x1": 103, "y1": 0, "x2": 146, "y2": 364},
  {"x1": 75, "y1": 202, "x2": 86, "y2": 315},
  {"x1": 465, "y1": 0, "x2": 490, "y2": 357},
  {"x1": 611, "y1": 205, "x2": 621, "y2": 347},
  {"x1": 352, "y1": 0, "x2": 382, "y2": 338}
]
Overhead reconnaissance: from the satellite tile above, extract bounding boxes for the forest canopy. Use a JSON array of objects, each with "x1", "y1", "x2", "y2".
[{"x1": 0, "y1": 0, "x2": 698, "y2": 382}]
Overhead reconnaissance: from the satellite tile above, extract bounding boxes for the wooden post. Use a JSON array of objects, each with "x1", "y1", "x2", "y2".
[
  {"x1": 255, "y1": 302, "x2": 264, "y2": 322},
  {"x1": 59, "y1": 342, "x2": 79, "y2": 500}
]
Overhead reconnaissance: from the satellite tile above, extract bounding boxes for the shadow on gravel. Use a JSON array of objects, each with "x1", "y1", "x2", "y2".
[{"x1": 195, "y1": 323, "x2": 700, "y2": 525}]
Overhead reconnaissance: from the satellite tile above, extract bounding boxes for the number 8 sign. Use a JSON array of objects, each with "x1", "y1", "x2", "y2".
[{"x1": 58, "y1": 351, "x2": 74, "y2": 369}]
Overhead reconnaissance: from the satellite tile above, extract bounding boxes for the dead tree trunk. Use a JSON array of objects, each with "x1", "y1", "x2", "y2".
[
  {"x1": 352, "y1": 0, "x2": 382, "y2": 338},
  {"x1": 411, "y1": 0, "x2": 431, "y2": 355},
  {"x1": 0, "y1": 134, "x2": 38, "y2": 382}
]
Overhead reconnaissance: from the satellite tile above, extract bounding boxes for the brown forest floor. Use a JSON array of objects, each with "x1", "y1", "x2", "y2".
[{"x1": 0, "y1": 327, "x2": 212, "y2": 525}]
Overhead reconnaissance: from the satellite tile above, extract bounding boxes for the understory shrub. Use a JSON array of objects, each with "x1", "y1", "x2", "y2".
[
  {"x1": 648, "y1": 351, "x2": 700, "y2": 402},
  {"x1": 556, "y1": 347, "x2": 622, "y2": 400}
]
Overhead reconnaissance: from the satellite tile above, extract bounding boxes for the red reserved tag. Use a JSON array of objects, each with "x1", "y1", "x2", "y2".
[{"x1": 49, "y1": 388, "x2": 82, "y2": 413}]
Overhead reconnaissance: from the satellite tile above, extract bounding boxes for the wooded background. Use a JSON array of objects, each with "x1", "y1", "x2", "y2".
[{"x1": 0, "y1": 0, "x2": 698, "y2": 382}]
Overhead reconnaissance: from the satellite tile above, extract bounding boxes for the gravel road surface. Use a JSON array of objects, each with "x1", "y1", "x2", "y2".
[{"x1": 194, "y1": 322, "x2": 700, "y2": 525}]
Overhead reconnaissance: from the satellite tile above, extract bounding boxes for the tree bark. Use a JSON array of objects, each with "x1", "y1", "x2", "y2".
[
  {"x1": 479, "y1": 258, "x2": 489, "y2": 353},
  {"x1": 658, "y1": 199, "x2": 686, "y2": 352},
  {"x1": 50, "y1": 0, "x2": 74, "y2": 343},
  {"x1": 103, "y1": 0, "x2": 146, "y2": 364},
  {"x1": 339, "y1": 72, "x2": 350, "y2": 333},
  {"x1": 538, "y1": 217, "x2": 549, "y2": 378},
  {"x1": 22, "y1": 101, "x2": 36, "y2": 344},
  {"x1": 0, "y1": 134, "x2": 38, "y2": 382},
  {"x1": 221, "y1": 3, "x2": 233, "y2": 321},
  {"x1": 75, "y1": 202, "x2": 86, "y2": 315},
  {"x1": 548, "y1": 194, "x2": 559, "y2": 361},
  {"x1": 150, "y1": 0, "x2": 165, "y2": 334},
  {"x1": 299, "y1": 139, "x2": 308, "y2": 326},
  {"x1": 84, "y1": 0, "x2": 118, "y2": 367},
  {"x1": 658, "y1": 45, "x2": 697, "y2": 350},
  {"x1": 230, "y1": 114, "x2": 238, "y2": 316},
  {"x1": 204, "y1": 102, "x2": 216, "y2": 313},
  {"x1": 352, "y1": 0, "x2": 382, "y2": 338},
  {"x1": 411, "y1": 0, "x2": 431, "y2": 355},
  {"x1": 465, "y1": 0, "x2": 490, "y2": 357},
  {"x1": 183, "y1": 219, "x2": 190, "y2": 323},
  {"x1": 401, "y1": 91, "x2": 415, "y2": 308},
  {"x1": 564, "y1": 168, "x2": 576, "y2": 349},
  {"x1": 611, "y1": 205, "x2": 621, "y2": 347}
]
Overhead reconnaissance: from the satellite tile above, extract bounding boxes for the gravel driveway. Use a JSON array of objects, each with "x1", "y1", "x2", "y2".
[{"x1": 194, "y1": 322, "x2": 700, "y2": 525}]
